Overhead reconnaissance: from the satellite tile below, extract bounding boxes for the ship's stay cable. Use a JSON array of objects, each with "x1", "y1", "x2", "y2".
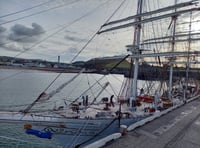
[
  {"x1": 146, "y1": 0, "x2": 166, "y2": 91},
  {"x1": 117, "y1": 79, "x2": 124, "y2": 99},
  {"x1": 105, "y1": 76, "x2": 119, "y2": 97},
  {"x1": 1, "y1": 0, "x2": 126, "y2": 57},
  {"x1": 86, "y1": 74, "x2": 96, "y2": 99},
  {"x1": 80, "y1": 0, "x2": 127, "y2": 58},
  {"x1": 62, "y1": 74, "x2": 90, "y2": 100},
  {"x1": 2, "y1": 78, "x2": 98, "y2": 111},
  {"x1": 70, "y1": 76, "x2": 105, "y2": 104},
  {"x1": 149, "y1": 0, "x2": 161, "y2": 65},
  {"x1": 90, "y1": 76, "x2": 112, "y2": 96},
  {"x1": 71, "y1": 0, "x2": 127, "y2": 62},
  {"x1": 42, "y1": 69, "x2": 85, "y2": 100},
  {"x1": 13, "y1": 2, "x2": 99, "y2": 58},
  {"x1": 13, "y1": 0, "x2": 117, "y2": 59},
  {"x1": 22, "y1": 0, "x2": 127, "y2": 113},
  {"x1": 0, "y1": 0, "x2": 83, "y2": 26},
  {"x1": 70, "y1": 117, "x2": 91, "y2": 148},
  {"x1": 10, "y1": 0, "x2": 111, "y2": 59},
  {"x1": 70, "y1": 54, "x2": 130, "y2": 104},
  {"x1": 0, "y1": 0, "x2": 54, "y2": 19},
  {"x1": 153, "y1": 2, "x2": 170, "y2": 93},
  {"x1": 0, "y1": 70, "x2": 24, "y2": 83},
  {"x1": 141, "y1": 8, "x2": 152, "y2": 90},
  {"x1": 22, "y1": 1, "x2": 113, "y2": 113},
  {"x1": 75, "y1": 118, "x2": 117, "y2": 148},
  {"x1": 41, "y1": 0, "x2": 116, "y2": 91},
  {"x1": 63, "y1": 76, "x2": 106, "y2": 104}
]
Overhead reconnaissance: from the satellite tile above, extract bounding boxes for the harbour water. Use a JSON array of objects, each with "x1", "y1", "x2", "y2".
[{"x1": 0, "y1": 69, "x2": 161, "y2": 147}]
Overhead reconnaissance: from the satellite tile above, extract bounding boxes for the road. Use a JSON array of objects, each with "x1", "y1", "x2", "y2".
[{"x1": 105, "y1": 98, "x2": 200, "y2": 148}]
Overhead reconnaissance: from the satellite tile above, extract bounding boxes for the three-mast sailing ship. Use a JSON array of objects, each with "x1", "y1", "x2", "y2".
[{"x1": 0, "y1": 0, "x2": 200, "y2": 147}]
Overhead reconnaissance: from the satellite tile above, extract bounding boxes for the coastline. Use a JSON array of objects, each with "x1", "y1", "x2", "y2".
[{"x1": 0, "y1": 65, "x2": 82, "y2": 73}]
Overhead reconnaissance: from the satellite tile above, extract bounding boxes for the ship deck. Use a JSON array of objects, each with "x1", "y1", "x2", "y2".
[{"x1": 105, "y1": 97, "x2": 200, "y2": 148}]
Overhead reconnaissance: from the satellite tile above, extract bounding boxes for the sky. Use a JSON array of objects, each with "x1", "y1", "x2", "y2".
[
  {"x1": 0, "y1": 0, "x2": 136, "y2": 63},
  {"x1": 0, "y1": 0, "x2": 199, "y2": 64}
]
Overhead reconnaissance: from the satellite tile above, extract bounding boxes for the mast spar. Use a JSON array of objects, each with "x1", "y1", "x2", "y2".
[
  {"x1": 168, "y1": 0, "x2": 178, "y2": 99},
  {"x1": 128, "y1": 0, "x2": 143, "y2": 107}
]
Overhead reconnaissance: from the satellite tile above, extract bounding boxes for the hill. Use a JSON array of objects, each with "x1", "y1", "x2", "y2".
[{"x1": 83, "y1": 57, "x2": 200, "y2": 80}]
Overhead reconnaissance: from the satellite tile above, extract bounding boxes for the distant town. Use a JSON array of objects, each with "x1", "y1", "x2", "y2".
[
  {"x1": 0, "y1": 56, "x2": 83, "y2": 72},
  {"x1": 0, "y1": 56, "x2": 199, "y2": 80}
]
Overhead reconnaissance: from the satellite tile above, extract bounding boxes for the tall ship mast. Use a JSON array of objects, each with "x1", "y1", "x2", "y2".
[{"x1": 130, "y1": 0, "x2": 143, "y2": 107}]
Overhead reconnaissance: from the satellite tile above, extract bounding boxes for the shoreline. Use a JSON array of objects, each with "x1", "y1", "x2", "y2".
[{"x1": 0, "y1": 65, "x2": 82, "y2": 73}]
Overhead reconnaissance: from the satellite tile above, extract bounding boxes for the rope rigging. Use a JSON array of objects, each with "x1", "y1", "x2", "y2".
[
  {"x1": 92, "y1": 76, "x2": 112, "y2": 96},
  {"x1": 22, "y1": 0, "x2": 128, "y2": 113},
  {"x1": 37, "y1": 68, "x2": 85, "y2": 101},
  {"x1": 13, "y1": 1, "x2": 109, "y2": 58},
  {"x1": 0, "y1": 0, "x2": 83, "y2": 26},
  {"x1": 70, "y1": 54, "x2": 130, "y2": 105},
  {"x1": 86, "y1": 74, "x2": 96, "y2": 99},
  {"x1": 107, "y1": 78, "x2": 120, "y2": 98},
  {"x1": 0, "y1": 70, "x2": 25, "y2": 83},
  {"x1": 0, "y1": 0, "x2": 54, "y2": 19},
  {"x1": 75, "y1": 118, "x2": 117, "y2": 148},
  {"x1": 71, "y1": 0, "x2": 127, "y2": 62},
  {"x1": 0, "y1": 1, "x2": 113, "y2": 112}
]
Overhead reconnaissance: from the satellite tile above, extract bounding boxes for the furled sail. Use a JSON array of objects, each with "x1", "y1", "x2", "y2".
[
  {"x1": 23, "y1": 68, "x2": 85, "y2": 113},
  {"x1": 39, "y1": 68, "x2": 85, "y2": 101}
]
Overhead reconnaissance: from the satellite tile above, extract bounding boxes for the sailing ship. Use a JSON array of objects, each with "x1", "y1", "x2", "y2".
[{"x1": 0, "y1": 0, "x2": 200, "y2": 147}]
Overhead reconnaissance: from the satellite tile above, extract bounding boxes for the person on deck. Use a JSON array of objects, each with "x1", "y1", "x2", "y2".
[{"x1": 140, "y1": 88, "x2": 144, "y2": 96}]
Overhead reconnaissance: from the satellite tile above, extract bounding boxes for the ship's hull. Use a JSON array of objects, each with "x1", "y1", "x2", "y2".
[
  {"x1": 43, "y1": 117, "x2": 145, "y2": 147},
  {"x1": 0, "y1": 111, "x2": 146, "y2": 147}
]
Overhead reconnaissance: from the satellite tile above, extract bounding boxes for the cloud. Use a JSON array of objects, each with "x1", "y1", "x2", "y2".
[
  {"x1": 65, "y1": 35, "x2": 87, "y2": 42},
  {"x1": 0, "y1": 26, "x2": 7, "y2": 43},
  {"x1": 8, "y1": 23, "x2": 45, "y2": 43},
  {"x1": 0, "y1": 23, "x2": 46, "y2": 53},
  {"x1": 0, "y1": 26, "x2": 6, "y2": 33},
  {"x1": 67, "y1": 47, "x2": 78, "y2": 53},
  {"x1": 65, "y1": 30, "x2": 79, "y2": 34},
  {"x1": 2, "y1": 42, "x2": 23, "y2": 52}
]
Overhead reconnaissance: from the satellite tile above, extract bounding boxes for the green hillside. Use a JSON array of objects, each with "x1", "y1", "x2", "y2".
[{"x1": 84, "y1": 58, "x2": 131, "y2": 70}]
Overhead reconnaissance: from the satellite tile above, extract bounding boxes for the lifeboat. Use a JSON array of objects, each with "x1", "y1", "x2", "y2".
[
  {"x1": 144, "y1": 107, "x2": 155, "y2": 113},
  {"x1": 160, "y1": 97, "x2": 173, "y2": 108},
  {"x1": 137, "y1": 95, "x2": 154, "y2": 103},
  {"x1": 160, "y1": 97, "x2": 171, "y2": 102}
]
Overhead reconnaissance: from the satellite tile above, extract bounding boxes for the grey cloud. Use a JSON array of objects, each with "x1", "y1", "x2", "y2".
[
  {"x1": 65, "y1": 35, "x2": 87, "y2": 42},
  {"x1": 67, "y1": 47, "x2": 78, "y2": 53},
  {"x1": 9, "y1": 23, "x2": 45, "y2": 43},
  {"x1": 2, "y1": 43, "x2": 23, "y2": 52},
  {"x1": 11, "y1": 23, "x2": 44, "y2": 36},
  {"x1": 65, "y1": 30, "x2": 78, "y2": 34},
  {"x1": 49, "y1": 39, "x2": 70, "y2": 46},
  {"x1": 0, "y1": 26, "x2": 6, "y2": 33},
  {"x1": 0, "y1": 26, "x2": 7, "y2": 43},
  {"x1": 0, "y1": 23, "x2": 45, "y2": 53}
]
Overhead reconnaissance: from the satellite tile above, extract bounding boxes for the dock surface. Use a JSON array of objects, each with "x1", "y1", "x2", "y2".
[{"x1": 105, "y1": 98, "x2": 200, "y2": 148}]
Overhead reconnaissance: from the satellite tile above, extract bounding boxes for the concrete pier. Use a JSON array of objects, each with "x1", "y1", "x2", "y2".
[{"x1": 105, "y1": 98, "x2": 200, "y2": 148}]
